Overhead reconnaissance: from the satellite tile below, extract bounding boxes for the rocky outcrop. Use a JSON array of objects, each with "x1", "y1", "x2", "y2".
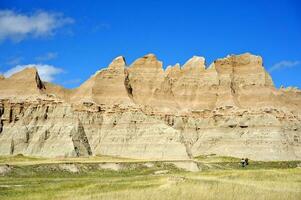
[
  {"x1": 0, "y1": 53, "x2": 300, "y2": 161},
  {"x1": 212, "y1": 53, "x2": 276, "y2": 108},
  {"x1": 44, "y1": 82, "x2": 73, "y2": 101},
  {"x1": 0, "y1": 68, "x2": 45, "y2": 99},
  {"x1": 71, "y1": 56, "x2": 133, "y2": 106},
  {"x1": 151, "y1": 56, "x2": 219, "y2": 112},
  {"x1": 128, "y1": 54, "x2": 165, "y2": 105},
  {"x1": 0, "y1": 99, "x2": 188, "y2": 159}
]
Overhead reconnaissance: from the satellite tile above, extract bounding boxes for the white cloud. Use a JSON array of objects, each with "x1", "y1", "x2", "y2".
[
  {"x1": 35, "y1": 52, "x2": 58, "y2": 61},
  {"x1": 269, "y1": 60, "x2": 300, "y2": 72},
  {"x1": 4, "y1": 64, "x2": 63, "y2": 82},
  {"x1": 6, "y1": 56, "x2": 23, "y2": 65},
  {"x1": 0, "y1": 10, "x2": 74, "y2": 42}
]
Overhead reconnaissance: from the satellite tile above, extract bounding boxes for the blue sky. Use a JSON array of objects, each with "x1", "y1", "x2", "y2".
[{"x1": 0, "y1": 0, "x2": 300, "y2": 88}]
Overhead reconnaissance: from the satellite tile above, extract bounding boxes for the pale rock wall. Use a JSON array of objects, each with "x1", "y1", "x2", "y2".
[
  {"x1": 0, "y1": 53, "x2": 300, "y2": 161},
  {"x1": 0, "y1": 99, "x2": 189, "y2": 159}
]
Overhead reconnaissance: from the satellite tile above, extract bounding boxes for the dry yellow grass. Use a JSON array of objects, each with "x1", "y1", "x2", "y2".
[
  {"x1": 1, "y1": 155, "x2": 300, "y2": 200},
  {"x1": 48, "y1": 169, "x2": 301, "y2": 200}
]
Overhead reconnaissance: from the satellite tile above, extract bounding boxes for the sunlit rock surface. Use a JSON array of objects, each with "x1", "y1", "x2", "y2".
[{"x1": 0, "y1": 53, "x2": 300, "y2": 161}]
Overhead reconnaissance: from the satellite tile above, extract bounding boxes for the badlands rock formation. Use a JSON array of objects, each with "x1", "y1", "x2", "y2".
[{"x1": 0, "y1": 53, "x2": 300, "y2": 161}]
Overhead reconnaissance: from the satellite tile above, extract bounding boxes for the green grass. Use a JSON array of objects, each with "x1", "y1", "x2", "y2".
[
  {"x1": 194, "y1": 154, "x2": 300, "y2": 170},
  {"x1": 0, "y1": 154, "x2": 45, "y2": 163},
  {"x1": 0, "y1": 154, "x2": 138, "y2": 166},
  {"x1": 0, "y1": 155, "x2": 300, "y2": 200},
  {"x1": 195, "y1": 154, "x2": 241, "y2": 163}
]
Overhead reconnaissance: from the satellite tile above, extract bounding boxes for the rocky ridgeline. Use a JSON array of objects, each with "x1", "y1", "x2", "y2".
[{"x1": 0, "y1": 53, "x2": 300, "y2": 160}]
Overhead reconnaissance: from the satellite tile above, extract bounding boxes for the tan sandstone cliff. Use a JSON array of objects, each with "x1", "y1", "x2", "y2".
[{"x1": 0, "y1": 53, "x2": 300, "y2": 161}]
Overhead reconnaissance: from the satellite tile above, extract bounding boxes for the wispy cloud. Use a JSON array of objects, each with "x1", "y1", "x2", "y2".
[
  {"x1": 0, "y1": 10, "x2": 74, "y2": 42},
  {"x1": 62, "y1": 78, "x2": 82, "y2": 85},
  {"x1": 6, "y1": 56, "x2": 23, "y2": 65},
  {"x1": 269, "y1": 60, "x2": 300, "y2": 72},
  {"x1": 4, "y1": 64, "x2": 63, "y2": 82},
  {"x1": 35, "y1": 52, "x2": 58, "y2": 61}
]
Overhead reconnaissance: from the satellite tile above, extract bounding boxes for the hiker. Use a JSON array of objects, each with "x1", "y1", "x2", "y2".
[
  {"x1": 240, "y1": 158, "x2": 246, "y2": 167},
  {"x1": 245, "y1": 158, "x2": 249, "y2": 166}
]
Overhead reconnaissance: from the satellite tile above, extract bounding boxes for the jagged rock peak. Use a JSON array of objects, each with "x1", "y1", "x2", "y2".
[
  {"x1": 9, "y1": 67, "x2": 38, "y2": 79},
  {"x1": 108, "y1": 56, "x2": 126, "y2": 69},
  {"x1": 280, "y1": 86, "x2": 301, "y2": 93},
  {"x1": 214, "y1": 53, "x2": 263, "y2": 66},
  {"x1": 182, "y1": 56, "x2": 206, "y2": 71},
  {"x1": 8, "y1": 67, "x2": 45, "y2": 90},
  {"x1": 165, "y1": 63, "x2": 181, "y2": 76},
  {"x1": 90, "y1": 56, "x2": 126, "y2": 78},
  {"x1": 143, "y1": 53, "x2": 157, "y2": 60},
  {"x1": 0, "y1": 74, "x2": 4, "y2": 80},
  {"x1": 166, "y1": 63, "x2": 180, "y2": 71},
  {"x1": 130, "y1": 53, "x2": 163, "y2": 69}
]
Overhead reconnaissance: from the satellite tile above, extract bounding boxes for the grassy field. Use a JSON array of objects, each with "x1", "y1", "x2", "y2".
[
  {"x1": 0, "y1": 155, "x2": 300, "y2": 200},
  {"x1": 0, "y1": 154, "x2": 137, "y2": 165}
]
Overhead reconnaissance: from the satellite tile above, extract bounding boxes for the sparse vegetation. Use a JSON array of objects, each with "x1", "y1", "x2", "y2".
[
  {"x1": 0, "y1": 155, "x2": 300, "y2": 200},
  {"x1": 0, "y1": 154, "x2": 135, "y2": 166}
]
